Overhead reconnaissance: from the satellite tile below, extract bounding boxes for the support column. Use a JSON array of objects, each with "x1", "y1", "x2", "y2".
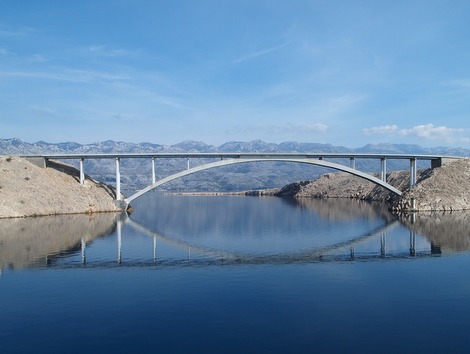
[
  {"x1": 381, "y1": 158, "x2": 387, "y2": 182},
  {"x1": 151, "y1": 157, "x2": 156, "y2": 184},
  {"x1": 116, "y1": 157, "x2": 121, "y2": 200},
  {"x1": 409, "y1": 158, "x2": 417, "y2": 188},
  {"x1": 187, "y1": 157, "x2": 190, "y2": 170},
  {"x1": 79, "y1": 158, "x2": 85, "y2": 185},
  {"x1": 350, "y1": 157, "x2": 356, "y2": 169}
]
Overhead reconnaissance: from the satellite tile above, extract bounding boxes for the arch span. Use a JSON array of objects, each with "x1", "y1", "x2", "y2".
[{"x1": 124, "y1": 158, "x2": 402, "y2": 205}]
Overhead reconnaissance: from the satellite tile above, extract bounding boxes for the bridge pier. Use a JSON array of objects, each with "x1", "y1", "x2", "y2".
[
  {"x1": 381, "y1": 158, "x2": 387, "y2": 182},
  {"x1": 350, "y1": 157, "x2": 356, "y2": 169},
  {"x1": 79, "y1": 158, "x2": 85, "y2": 185},
  {"x1": 152, "y1": 157, "x2": 156, "y2": 184},
  {"x1": 116, "y1": 157, "x2": 121, "y2": 200},
  {"x1": 409, "y1": 158, "x2": 417, "y2": 188}
]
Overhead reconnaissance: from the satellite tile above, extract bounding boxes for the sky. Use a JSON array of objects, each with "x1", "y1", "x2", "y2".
[{"x1": 1, "y1": 0, "x2": 470, "y2": 147}]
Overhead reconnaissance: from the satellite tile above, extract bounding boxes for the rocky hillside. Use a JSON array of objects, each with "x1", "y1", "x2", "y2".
[
  {"x1": 393, "y1": 159, "x2": 470, "y2": 212},
  {"x1": 0, "y1": 156, "x2": 124, "y2": 218},
  {"x1": 262, "y1": 159, "x2": 470, "y2": 212}
]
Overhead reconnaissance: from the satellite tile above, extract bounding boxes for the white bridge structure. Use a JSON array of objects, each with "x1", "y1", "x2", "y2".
[{"x1": 23, "y1": 153, "x2": 462, "y2": 208}]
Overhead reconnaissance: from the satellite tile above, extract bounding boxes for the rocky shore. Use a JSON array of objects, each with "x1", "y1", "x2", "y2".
[
  {"x1": 0, "y1": 156, "x2": 124, "y2": 218},
  {"x1": 246, "y1": 159, "x2": 470, "y2": 212}
]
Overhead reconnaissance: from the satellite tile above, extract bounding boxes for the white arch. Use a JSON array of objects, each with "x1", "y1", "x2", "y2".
[{"x1": 124, "y1": 158, "x2": 402, "y2": 205}]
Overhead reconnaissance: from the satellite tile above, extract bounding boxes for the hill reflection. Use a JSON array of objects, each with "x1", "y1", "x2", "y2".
[
  {"x1": 0, "y1": 213, "x2": 121, "y2": 269},
  {"x1": 286, "y1": 198, "x2": 395, "y2": 223},
  {"x1": 400, "y1": 212, "x2": 470, "y2": 253}
]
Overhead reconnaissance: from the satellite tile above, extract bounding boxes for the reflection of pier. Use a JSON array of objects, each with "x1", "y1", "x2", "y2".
[{"x1": 75, "y1": 216, "x2": 439, "y2": 268}]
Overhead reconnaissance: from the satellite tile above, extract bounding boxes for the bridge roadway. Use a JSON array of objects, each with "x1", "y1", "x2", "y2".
[{"x1": 22, "y1": 153, "x2": 462, "y2": 207}]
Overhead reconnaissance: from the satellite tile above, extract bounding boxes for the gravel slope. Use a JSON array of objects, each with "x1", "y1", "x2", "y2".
[{"x1": 0, "y1": 156, "x2": 124, "y2": 218}]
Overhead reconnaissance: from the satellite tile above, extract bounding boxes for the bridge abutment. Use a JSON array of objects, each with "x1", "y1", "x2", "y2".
[
  {"x1": 24, "y1": 156, "x2": 47, "y2": 168},
  {"x1": 431, "y1": 157, "x2": 461, "y2": 169}
]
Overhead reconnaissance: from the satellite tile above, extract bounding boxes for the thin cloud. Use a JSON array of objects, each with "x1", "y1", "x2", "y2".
[
  {"x1": 0, "y1": 69, "x2": 130, "y2": 83},
  {"x1": 29, "y1": 54, "x2": 49, "y2": 63},
  {"x1": 0, "y1": 26, "x2": 36, "y2": 37},
  {"x1": 363, "y1": 125, "x2": 399, "y2": 135},
  {"x1": 447, "y1": 79, "x2": 470, "y2": 89},
  {"x1": 399, "y1": 124, "x2": 465, "y2": 140},
  {"x1": 363, "y1": 123, "x2": 469, "y2": 144},
  {"x1": 229, "y1": 122, "x2": 328, "y2": 135},
  {"x1": 85, "y1": 45, "x2": 139, "y2": 57},
  {"x1": 234, "y1": 42, "x2": 292, "y2": 63}
]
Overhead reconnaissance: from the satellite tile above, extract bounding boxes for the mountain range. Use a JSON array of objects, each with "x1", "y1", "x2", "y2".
[{"x1": 2, "y1": 138, "x2": 469, "y2": 192}]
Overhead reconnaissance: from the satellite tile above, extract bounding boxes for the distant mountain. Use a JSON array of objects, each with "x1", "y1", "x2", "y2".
[{"x1": 2, "y1": 138, "x2": 469, "y2": 192}]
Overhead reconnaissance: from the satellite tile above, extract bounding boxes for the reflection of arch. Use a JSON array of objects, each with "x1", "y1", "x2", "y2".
[
  {"x1": 125, "y1": 216, "x2": 401, "y2": 263},
  {"x1": 124, "y1": 158, "x2": 402, "y2": 205}
]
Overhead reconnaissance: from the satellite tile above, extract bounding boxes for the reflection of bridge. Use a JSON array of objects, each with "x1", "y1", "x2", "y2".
[
  {"x1": 74, "y1": 216, "x2": 440, "y2": 268},
  {"x1": 23, "y1": 153, "x2": 462, "y2": 207}
]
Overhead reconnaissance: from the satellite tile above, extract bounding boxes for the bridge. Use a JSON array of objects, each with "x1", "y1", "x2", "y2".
[{"x1": 22, "y1": 153, "x2": 462, "y2": 208}]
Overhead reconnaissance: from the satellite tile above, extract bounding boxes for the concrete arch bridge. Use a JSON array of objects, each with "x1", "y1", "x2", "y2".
[{"x1": 23, "y1": 153, "x2": 462, "y2": 208}]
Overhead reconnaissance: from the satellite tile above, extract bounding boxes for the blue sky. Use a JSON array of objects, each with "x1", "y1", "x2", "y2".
[{"x1": 1, "y1": 0, "x2": 470, "y2": 147}]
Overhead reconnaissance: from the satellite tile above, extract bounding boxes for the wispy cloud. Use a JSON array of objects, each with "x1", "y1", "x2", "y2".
[
  {"x1": 363, "y1": 123, "x2": 469, "y2": 144},
  {"x1": 228, "y1": 122, "x2": 328, "y2": 135},
  {"x1": 0, "y1": 26, "x2": 36, "y2": 37},
  {"x1": 85, "y1": 45, "x2": 139, "y2": 57},
  {"x1": 399, "y1": 124, "x2": 466, "y2": 140},
  {"x1": 0, "y1": 68, "x2": 130, "y2": 83},
  {"x1": 363, "y1": 125, "x2": 399, "y2": 135},
  {"x1": 28, "y1": 54, "x2": 49, "y2": 63},
  {"x1": 234, "y1": 42, "x2": 292, "y2": 63},
  {"x1": 447, "y1": 79, "x2": 470, "y2": 89}
]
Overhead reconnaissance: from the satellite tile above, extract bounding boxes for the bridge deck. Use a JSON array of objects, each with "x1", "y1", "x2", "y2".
[{"x1": 22, "y1": 152, "x2": 457, "y2": 160}]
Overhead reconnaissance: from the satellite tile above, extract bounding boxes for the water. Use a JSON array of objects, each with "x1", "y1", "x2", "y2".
[{"x1": 1, "y1": 193, "x2": 470, "y2": 353}]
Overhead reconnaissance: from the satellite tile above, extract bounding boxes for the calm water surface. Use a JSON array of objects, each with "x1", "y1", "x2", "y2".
[{"x1": 1, "y1": 193, "x2": 470, "y2": 353}]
